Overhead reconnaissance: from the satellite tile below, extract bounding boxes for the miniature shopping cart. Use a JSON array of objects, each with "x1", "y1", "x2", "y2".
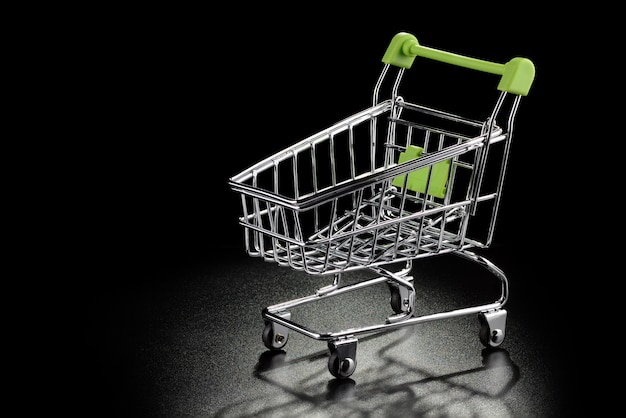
[{"x1": 228, "y1": 32, "x2": 535, "y2": 379}]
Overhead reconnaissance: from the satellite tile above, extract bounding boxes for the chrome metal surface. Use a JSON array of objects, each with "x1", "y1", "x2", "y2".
[{"x1": 229, "y1": 41, "x2": 527, "y2": 378}]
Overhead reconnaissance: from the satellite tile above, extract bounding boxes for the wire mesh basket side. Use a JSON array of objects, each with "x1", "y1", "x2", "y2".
[{"x1": 232, "y1": 97, "x2": 517, "y2": 275}]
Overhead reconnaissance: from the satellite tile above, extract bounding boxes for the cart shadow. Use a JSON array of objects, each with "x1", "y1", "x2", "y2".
[{"x1": 215, "y1": 331, "x2": 520, "y2": 417}]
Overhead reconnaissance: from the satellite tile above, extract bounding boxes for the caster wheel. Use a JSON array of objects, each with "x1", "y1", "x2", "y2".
[
  {"x1": 328, "y1": 338, "x2": 358, "y2": 379},
  {"x1": 388, "y1": 277, "x2": 414, "y2": 315},
  {"x1": 328, "y1": 351, "x2": 356, "y2": 379},
  {"x1": 478, "y1": 310, "x2": 506, "y2": 348},
  {"x1": 389, "y1": 283, "x2": 404, "y2": 314},
  {"x1": 262, "y1": 311, "x2": 291, "y2": 350}
]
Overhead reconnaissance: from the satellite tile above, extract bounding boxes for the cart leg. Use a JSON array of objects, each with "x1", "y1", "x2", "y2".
[
  {"x1": 478, "y1": 309, "x2": 507, "y2": 348},
  {"x1": 262, "y1": 311, "x2": 291, "y2": 350},
  {"x1": 328, "y1": 337, "x2": 358, "y2": 379}
]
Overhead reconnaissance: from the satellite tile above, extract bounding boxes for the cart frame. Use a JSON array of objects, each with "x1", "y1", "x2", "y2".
[{"x1": 228, "y1": 32, "x2": 534, "y2": 379}]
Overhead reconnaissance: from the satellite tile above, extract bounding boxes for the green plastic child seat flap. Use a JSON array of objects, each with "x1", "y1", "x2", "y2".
[{"x1": 392, "y1": 145, "x2": 450, "y2": 199}]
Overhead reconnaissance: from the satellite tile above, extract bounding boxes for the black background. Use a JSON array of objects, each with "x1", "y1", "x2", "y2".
[
  {"x1": 54, "y1": 6, "x2": 589, "y2": 415},
  {"x1": 87, "y1": 11, "x2": 569, "y2": 272}
]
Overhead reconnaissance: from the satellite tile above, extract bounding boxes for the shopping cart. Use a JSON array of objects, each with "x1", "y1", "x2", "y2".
[{"x1": 228, "y1": 32, "x2": 535, "y2": 379}]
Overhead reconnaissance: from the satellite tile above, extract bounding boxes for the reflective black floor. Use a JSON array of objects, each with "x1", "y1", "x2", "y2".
[{"x1": 81, "y1": 247, "x2": 580, "y2": 417}]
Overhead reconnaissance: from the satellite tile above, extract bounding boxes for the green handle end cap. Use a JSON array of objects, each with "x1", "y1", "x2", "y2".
[
  {"x1": 382, "y1": 32, "x2": 419, "y2": 69},
  {"x1": 498, "y1": 57, "x2": 536, "y2": 96}
]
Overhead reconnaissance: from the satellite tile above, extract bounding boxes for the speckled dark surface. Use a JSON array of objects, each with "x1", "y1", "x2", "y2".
[{"x1": 81, "y1": 247, "x2": 578, "y2": 417}]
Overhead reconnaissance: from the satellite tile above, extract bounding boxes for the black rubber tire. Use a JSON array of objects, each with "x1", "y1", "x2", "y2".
[
  {"x1": 262, "y1": 321, "x2": 288, "y2": 350},
  {"x1": 328, "y1": 351, "x2": 356, "y2": 379}
]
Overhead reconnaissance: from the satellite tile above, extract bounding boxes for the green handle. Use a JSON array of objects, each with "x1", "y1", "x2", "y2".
[{"x1": 382, "y1": 32, "x2": 535, "y2": 96}]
